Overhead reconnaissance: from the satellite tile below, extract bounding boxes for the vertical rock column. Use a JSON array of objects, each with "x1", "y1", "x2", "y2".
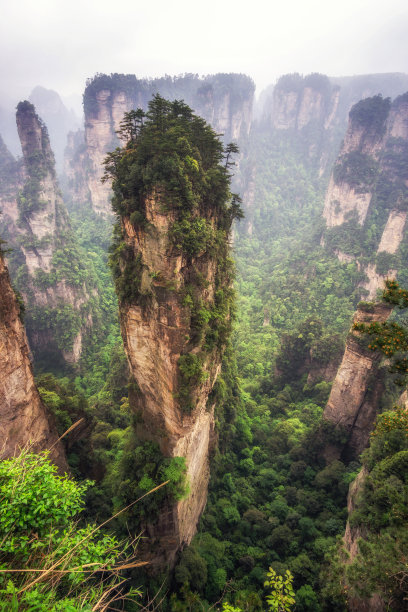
[
  {"x1": 0, "y1": 253, "x2": 67, "y2": 471},
  {"x1": 0, "y1": 102, "x2": 92, "y2": 364},
  {"x1": 110, "y1": 98, "x2": 239, "y2": 566},
  {"x1": 322, "y1": 303, "x2": 392, "y2": 461},
  {"x1": 322, "y1": 92, "x2": 408, "y2": 299}
]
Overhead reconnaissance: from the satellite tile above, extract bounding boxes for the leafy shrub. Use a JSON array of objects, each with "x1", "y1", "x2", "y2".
[{"x1": 0, "y1": 451, "x2": 142, "y2": 610}]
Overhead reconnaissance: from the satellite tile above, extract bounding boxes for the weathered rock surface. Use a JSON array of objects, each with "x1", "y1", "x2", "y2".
[
  {"x1": 323, "y1": 178, "x2": 372, "y2": 227},
  {"x1": 62, "y1": 129, "x2": 91, "y2": 208},
  {"x1": 259, "y1": 72, "x2": 408, "y2": 176},
  {"x1": 119, "y1": 188, "x2": 226, "y2": 567},
  {"x1": 377, "y1": 210, "x2": 407, "y2": 254},
  {"x1": 29, "y1": 86, "x2": 80, "y2": 173},
  {"x1": 67, "y1": 73, "x2": 254, "y2": 216},
  {"x1": 323, "y1": 92, "x2": 408, "y2": 299},
  {"x1": 0, "y1": 102, "x2": 91, "y2": 363},
  {"x1": 265, "y1": 74, "x2": 339, "y2": 132},
  {"x1": 342, "y1": 468, "x2": 385, "y2": 611},
  {"x1": 323, "y1": 303, "x2": 392, "y2": 462},
  {"x1": 0, "y1": 252, "x2": 67, "y2": 471}
]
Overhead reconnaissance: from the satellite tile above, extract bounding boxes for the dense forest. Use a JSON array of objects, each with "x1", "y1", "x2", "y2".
[{"x1": 1, "y1": 71, "x2": 408, "y2": 611}]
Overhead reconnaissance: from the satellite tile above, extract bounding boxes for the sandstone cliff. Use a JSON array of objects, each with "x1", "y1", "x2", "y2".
[
  {"x1": 0, "y1": 102, "x2": 92, "y2": 364},
  {"x1": 342, "y1": 468, "x2": 385, "y2": 612},
  {"x1": 322, "y1": 303, "x2": 392, "y2": 462},
  {"x1": 0, "y1": 252, "x2": 67, "y2": 471},
  {"x1": 66, "y1": 73, "x2": 254, "y2": 216},
  {"x1": 259, "y1": 72, "x2": 408, "y2": 176},
  {"x1": 110, "y1": 99, "x2": 238, "y2": 567},
  {"x1": 323, "y1": 92, "x2": 408, "y2": 299},
  {"x1": 29, "y1": 86, "x2": 81, "y2": 173},
  {"x1": 264, "y1": 73, "x2": 339, "y2": 133},
  {"x1": 121, "y1": 193, "x2": 224, "y2": 566}
]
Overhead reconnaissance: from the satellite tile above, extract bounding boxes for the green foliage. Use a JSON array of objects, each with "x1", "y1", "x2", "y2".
[
  {"x1": 0, "y1": 451, "x2": 141, "y2": 610},
  {"x1": 222, "y1": 568, "x2": 295, "y2": 612},
  {"x1": 109, "y1": 230, "x2": 144, "y2": 305},
  {"x1": 222, "y1": 604, "x2": 242, "y2": 612},
  {"x1": 37, "y1": 373, "x2": 90, "y2": 438},
  {"x1": 353, "y1": 280, "x2": 408, "y2": 384},
  {"x1": 0, "y1": 452, "x2": 87, "y2": 559},
  {"x1": 333, "y1": 152, "x2": 378, "y2": 192},
  {"x1": 264, "y1": 568, "x2": 295, "y2": 612},
  {"x1": 324, "y1": 404, "x2": 408, "y2": 610},
  {"x1": 103, "y1": 95, "x2": 241, "y2": 219},
  {"x1": 171, "y1": 215, "x2": 219, "y2": 256},
  {"x1": 28, "y1": 302, "x2": 82, "y2": 352},
  {"x1": 349, "y1": 94, "x2": 391, "y2": 133},
  {"x1": 92, "y1": 432, "x2": 188, "y2": 533}
]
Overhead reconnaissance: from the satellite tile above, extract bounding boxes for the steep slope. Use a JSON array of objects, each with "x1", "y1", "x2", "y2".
[
  {"x1": 323, "y1": 93, "x2": 408, "y2": 299},
  {"x1": 322, "y1": 302, "x2": 392, "y2": 461},
  {"x1": 66, "y1": 73, "x2": 254, "y2": 215},
  {"x1": 107, "y1": 98, "x2": 239, "y2": 566},
  {"x1": 29, "y1": 86, "x2": 80, "y2": 172},
  {"x1": 334, "y1": 397, "x2": 408, "y2": 611},
  {"x1": 258, "y1": 72, "x2": 408, "y2": 176},
  {"x1": 0, "y1": 102, "x2": 92, "y2": 365},
  {"x1": 0, "y1": 251, "x2": 67, "y2": 471}
]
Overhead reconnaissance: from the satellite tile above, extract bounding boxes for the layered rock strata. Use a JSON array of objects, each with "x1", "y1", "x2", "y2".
[
  {"x1": 0, "y1": 102, "x2": 91, "y2": 363},
  {"x1": 0, "y1": 252, "x2": 67, "y2": 471},
  {"x1": 111, "y1": 101, "x2": 237, "y2": 567},
  {"x1": 259, "y1": 72, "x2": 408, "y2": 176},
  {"x1": 323, "y1": 92, "x2": 408, "y2": 299},
  {"x1": 322, "y1": 303, "x2": 392, "y2": 462},
  {"x1": 120, "y1": 189, "x2": 224, "y2": 567},
  {"x1": 67, "y1": 73, "x2": 254, "y2": 216}
]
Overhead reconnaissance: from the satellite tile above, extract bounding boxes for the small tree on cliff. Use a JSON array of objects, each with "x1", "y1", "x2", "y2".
[
  {"x1": 104, "y1": 95, "x2": 243, "y2": 413},
  {"x1": 354, "y1": 280, "x2": 408, "y2": 385}
]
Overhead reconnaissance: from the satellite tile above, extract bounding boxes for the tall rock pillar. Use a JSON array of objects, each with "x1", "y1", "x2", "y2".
[
  {"x1": 323, "y1": 303, "x2": 392, "y2": 461},
  {"x1": 108, "y1": 98, "x2": 240, "y2": 566},
  {"x1": 0, "y1": 252, "x2": 67, "y2": 471}
]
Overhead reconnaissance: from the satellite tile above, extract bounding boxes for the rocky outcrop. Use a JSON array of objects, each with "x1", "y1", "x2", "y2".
[
  {"x1": 258, "y1": 72, "x2": 408, "y2": 176},
  {"x1": 264, "y1": 73, "x2": 339, "y2": 132},
  {"x1": 67, "y1": 73, "x2": 254, "y2": 216},
  {"x1": 29, "y1": 86, "x2": 81, "y2": 173},
  {"x1": 323, "y1": 92, "x2": 408, "y2": 299},
  {"x1": 377, "y1": 210, "x2": 407, "y2": 253},
  {"x1": 0, "y1": 102, "x2": 92, "y2": 364},
  {"x1": 120, "y1": 189, "x2": 224, "y2": 567},
  {"x1": 322, "y1": 303, "x2": 392, "y2": 462},
  {"x1": 0, "y1": 252, "x2": 67, "y2": 471},
  {"x1": 342, "y1": 468, "x2": 385, "y2": 612},
  {"x1": 63, "y1": 129, "x2": 91, "y2": 209},
  {"x1": 111, "y1": 101, "x2": 237, "y2": 567}
]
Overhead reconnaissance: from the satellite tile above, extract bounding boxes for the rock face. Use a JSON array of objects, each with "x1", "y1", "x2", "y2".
[
  {"x1": 265, "y1": 73, "x2": 339, "y2": 132},
  {"x1": 111, "y1": 101, "x2": 237, "y2": 567},
  {"x1": 342, "y1": 468, "x2": 385, "y2": 612},
  {"x1": 0, "y1": 102, "x2": 92, "y2": 364},
  {"x1": 259, "y1": 72, "x2": 408, "y2": 176},
  {"x1": 323, "y1": 303, "x2": 392, "y2": 462},
  {"x1": 67, "y1": 73, "x2": 254, "y2": 216},
  {"x1": 0, "y1": 252, "x2": 67, "y2": 471},
  {"x1": 120, "y1": 189, "x2": 225, "y2": 567},
  {"x1": 323, "y1": 93, "x2": 408, "y2": 299},
  {"x1": 29, "y1": 86, "x2": 81, "y2": 173}
]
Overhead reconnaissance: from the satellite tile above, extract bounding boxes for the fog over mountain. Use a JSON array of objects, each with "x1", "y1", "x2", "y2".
[
  {"x1": 2, "y1": 2, "x2": 408, "y2": 609},
  {"x1": 1, "y1": 0, "x2": 407, "y2": 100}
]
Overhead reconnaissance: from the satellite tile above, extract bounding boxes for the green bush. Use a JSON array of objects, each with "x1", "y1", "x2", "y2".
[{"x1": 0, "y1": 451, "x2": 142, "y2": 610}]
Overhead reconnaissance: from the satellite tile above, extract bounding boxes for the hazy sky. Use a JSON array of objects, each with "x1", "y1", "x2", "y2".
[{"x1": 1, "y1": 0, "x2": 408, "y2": 107}]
